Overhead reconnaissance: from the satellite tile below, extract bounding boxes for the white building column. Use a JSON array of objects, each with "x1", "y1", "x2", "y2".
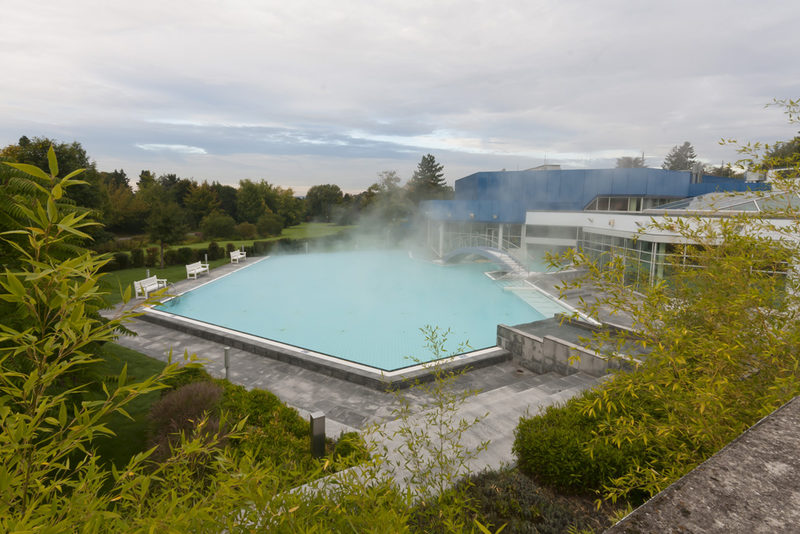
[{"x1": 497, "y1": 224, "x2": 504, "y2": 249}]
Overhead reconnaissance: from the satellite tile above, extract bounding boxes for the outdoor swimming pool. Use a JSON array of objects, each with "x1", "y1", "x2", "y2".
[{"x1": 154, "y1": 250, "x2": 547, "y2": 372}]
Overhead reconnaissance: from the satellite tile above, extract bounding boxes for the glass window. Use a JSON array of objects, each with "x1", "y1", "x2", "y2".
[{"x1": 609, "y1": 197, "x2": 628, "y2": 211}]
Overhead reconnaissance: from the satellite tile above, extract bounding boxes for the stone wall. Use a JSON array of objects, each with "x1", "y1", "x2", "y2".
[{"x1": 497, "y1": 323, "x2": 631, "y2": 377}]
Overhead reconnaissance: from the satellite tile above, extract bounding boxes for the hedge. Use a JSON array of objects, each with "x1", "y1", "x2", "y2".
[{"x1": 513, "y1": 389, "x2": 646, "y2": 495}]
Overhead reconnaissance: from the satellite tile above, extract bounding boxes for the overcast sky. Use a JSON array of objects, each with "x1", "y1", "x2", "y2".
[{"x1": 2, "y1": 1, "x2": 798, "y2": 194}]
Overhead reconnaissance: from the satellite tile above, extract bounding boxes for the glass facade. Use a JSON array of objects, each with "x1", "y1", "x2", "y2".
[
  {"x1": 585, "y1": 196, "x2": 676, "y2": 212},
  {"x1": 577, "y1": 230, "x2": 789, "y2": 287}
]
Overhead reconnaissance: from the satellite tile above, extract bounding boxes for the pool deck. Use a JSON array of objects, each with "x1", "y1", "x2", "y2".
[{"x1": 106, "y1": 256, "x2": 604, "y2": 473}]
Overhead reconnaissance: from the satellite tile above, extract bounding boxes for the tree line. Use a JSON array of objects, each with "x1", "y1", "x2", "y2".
[
  {"x1": 615, "y1": 137, "x2": 800, "y2": 177},
  {"x1": 0, "y1": 136, "x2": 453, "y2": 246}
]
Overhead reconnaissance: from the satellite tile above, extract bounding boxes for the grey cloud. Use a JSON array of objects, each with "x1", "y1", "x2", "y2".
[{"x1": 1, "y1": 0, "x2": 798, "y2": 191}]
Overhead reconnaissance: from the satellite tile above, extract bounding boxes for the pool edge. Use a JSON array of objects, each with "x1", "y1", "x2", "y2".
[{"x1": 140, "y1": 307, "x2": 511, "y2": 391}]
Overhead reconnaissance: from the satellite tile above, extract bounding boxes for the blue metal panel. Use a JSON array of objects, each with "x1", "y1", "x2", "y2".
[{"x1": 424, "y1": 168, "x2": 770, "y2": 224}]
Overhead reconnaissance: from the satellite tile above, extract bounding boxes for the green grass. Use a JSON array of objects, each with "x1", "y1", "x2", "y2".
[
  {"x1": 100, "y1": 223, "x2": 353, "y2": 306},
  {"x1": 99, "y1": 257, "x2": 231, "y2": 306},
  {"x1": 167, "y1": 222, "x2": 354, "y2": 250},
  {"x1": 92, "y1": 343, "x2": 167, "y2": 469}
]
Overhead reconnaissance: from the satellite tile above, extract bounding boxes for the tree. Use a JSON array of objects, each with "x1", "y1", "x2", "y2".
[
  {"x1": 157, "y1": 173, "x2": 195, "y2": 207},
  {"x1": 103, "y1": 179, "x2": 149, "y2": 233},
  {"x1": 662, "y1": 141, "x2": 698, "y2": 171},
  {"x1": 210, "y1": 181, "x2": 238, "y2": 220},
  {"x1": 257, "y1": 212, "x2": 283, "y2": 236},
  {"x1": 615, "y1": 155, "x2": 646, "y2": 168},
  {"x1": 200, "y1": 210, "x2": 236, "y2": 239},
  {"x1": 275, "y1": 187, "x2": 305, "y2": 227},
  {"x1": 363, "y1": 170, "x2": 413, "y2": 224},
  {"x1": 184, "y1": 181, "x2": 221, "y2": 229},
  {"x1": 407, "y1": 154, "x2": 452, "y2": 203},
  {"x1": 236, "y1": 179, "x2": 267, "y2": 224},
  {"x1": 1, "y1": 135, "x2": 104, "y2": 210},
  {"x1": 147, "y1": 199, "x2": 188, "y2": 268},
  {"x1": 763, "y1": 135, "x2": 800, "y2": 169},
  {"x1": 306, "y1": 184, "x2": 343, "y2": 222},
  {"x1": 137, "y1": 169, "x2": 156, "y2": 190},
  {"x1": 704, "y1": 163, "x2": 744, "y2": 179}
]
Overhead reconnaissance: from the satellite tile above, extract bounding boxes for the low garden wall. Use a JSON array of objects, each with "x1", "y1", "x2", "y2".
[{"x1": 497, "y1": 323, "x2": 635, "y2": 377}]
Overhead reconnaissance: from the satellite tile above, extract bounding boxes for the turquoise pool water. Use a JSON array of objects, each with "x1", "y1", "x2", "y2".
[{"x1": 156, "y1": 250, "x2": 545, "y2": 371}]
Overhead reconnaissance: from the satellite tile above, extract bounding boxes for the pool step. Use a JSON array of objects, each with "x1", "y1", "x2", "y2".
[{"x1": 499, "y1": 280, "x2": 570, "y2": 318}]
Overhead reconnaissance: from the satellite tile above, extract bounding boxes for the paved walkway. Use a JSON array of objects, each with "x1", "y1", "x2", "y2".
[{"x1": 108, "y1": 258, "x2": 603, "y2": 472}]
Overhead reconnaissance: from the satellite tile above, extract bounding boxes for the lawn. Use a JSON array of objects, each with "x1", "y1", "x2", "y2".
[
  {"x1": 99, "y1": 257, "x2": 231, "y2": 306},
  {"x1": 172, "y1": 222, "x2": 354, "y2": 250},
  {"x1": 92, "y1": 343, "x2": 168, "y2": 468},
  {"x1": 100, "y1": 222, "x2": 353, "y2": 306}
]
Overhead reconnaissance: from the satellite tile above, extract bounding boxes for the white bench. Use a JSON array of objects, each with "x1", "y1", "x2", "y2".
[
  {"x1": 230, "y1": 250, "x2": 247, "y2": 263},
  {"x1": 186, "y1": 261, "x2": 210, "y2": 279},
  {"x1": 133, "y1": 275, "x2": 167, "y2": 299}
]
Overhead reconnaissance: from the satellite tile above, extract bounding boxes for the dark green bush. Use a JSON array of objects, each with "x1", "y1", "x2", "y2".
[
  {"x1": 130, "y1": 248, "x2": 145, "y2": 268},
  {"x1": 200, "y1": 211, "x2": 236, "y2": 239},
  {"x1": 207, "y1": 241, "x2": 223, "y2": 261},
  {"x1": 145, "y1": 247, "x2": 159, "y2": 267},
  {"x1": 148, "y1": 381, "x2": 224, "y2": 462},
  {"x1": 164, "y1": 248, "x2": 178, "y2": 266},
  {"x1": 217, "y1": 381, "x2": 312, "y2": 475},
  {"x1": 176, "y1": 247, "x2": 195, "y2": 265},
  {"x1": 234, "y1": 222, "x2": 257, "y2": 239},
  {"x1": 513, "y1": 390, "x2": 644, "y2": 494},
  {"x1": 252, "y1": 240, "x2": 274, "y2": 256},
  {"x1": 457, "y1": 469, "x2": 614, "y2": 534},
  {"x1": 163, "y1": 364, "x2": 214, "y2": 393},
  {"x1": 333, "y1": 432, "x2": 369, "y2": 463},
  {"x1": 112, "y1": 251, "x2": 130, "y2": 270},
  {"x1": 99, "y1": 256, "x2": 119, "y2": 272},
  {"x1": 256, "y1": 212, "x2": 283, "y2": 237}
]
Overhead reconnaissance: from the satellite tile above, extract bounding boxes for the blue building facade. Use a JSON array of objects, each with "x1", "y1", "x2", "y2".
[{"x1": 422, "y1": 168, "x2": 765, "y2": 224}]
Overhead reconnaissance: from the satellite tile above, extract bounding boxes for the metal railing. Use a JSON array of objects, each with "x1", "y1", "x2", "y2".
[
  {"x1": 439, "y1": 233, "x2": 530, "y2": 278},
  {"x1": 441, "y1": 232, "x2": 526, "y2": 266}
]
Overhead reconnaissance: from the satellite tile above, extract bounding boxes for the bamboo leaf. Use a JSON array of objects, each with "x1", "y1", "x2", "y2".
[
  {"x1": 3, "y1": 162, "x2": 51, "y2": 181},
  {"x1": 47, "y1": 145, "x2": 58, "y2": 176}
]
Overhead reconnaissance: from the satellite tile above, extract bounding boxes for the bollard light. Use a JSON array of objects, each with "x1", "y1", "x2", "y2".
[
  {"x1": 309, "y1": 411, "x2": 326, "y2": 458},
  {"x1": 224, "y1": 346, "x2": 230, "y2": 380}
]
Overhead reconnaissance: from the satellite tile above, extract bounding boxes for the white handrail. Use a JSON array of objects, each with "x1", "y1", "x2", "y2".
[{"x1": 442, "y1": 232, "x2": 526, "y2": 266}]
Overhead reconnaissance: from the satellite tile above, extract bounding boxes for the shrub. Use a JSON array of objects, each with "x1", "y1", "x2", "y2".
[
  {"x1": 148, "y1": 381, "x2": 224, "y2": 462},
  {"x1": 257, "y1": 212, "x2": 283, "y2": 237},
  {"x1": 130, "y1": 248, "x2": 145, "y2": 267},
  {"x1": 216, "y1": 381, "x2": 313, "y2": 476},
  {"x1": 333, "y1": 432, "x2": 369, "y2": 464},
  {"x1": 163, "y1": 364, "x2": 215, "y2": 393},
  {"x1": 163, "y1": 248, "x2": 178, "y2": 266},
  {"x1": 200, "y1": 211, "x2": 236, "y2": 239},
  {"x1": 207, "y1": 241, "x2": 223, "y2": 261},
  {"x1": 225, "y1": 242, "x2": 235, "y2": 254},
  {"x1": 252, "y1": 240, "x2": 274, "y2": 256},
  {"x1": 235, "y1": 222, "x2": 257, "y2": 239},
  {"x1": 99, "y1": 256, "x2": 119, "y2": 272},
  {"x1": 176, "y1": 247, "x2": 195, "y2": 265},
  {"x1": 145, "y1": 246, "x2": 159, "y2": 267},
  {"x1": 450, "y1": 469, "x2": 616, "y2": 534},
  {"x1": 113, "y1": 251, "x2": 130, "y2": 270},
  {"x1": 513, "y1": 390, "x2": 644, "y2": 495}
]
